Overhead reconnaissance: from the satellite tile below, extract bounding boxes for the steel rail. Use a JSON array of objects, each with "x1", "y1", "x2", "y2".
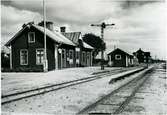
[
  {"x1": 2, "y1": 68, "x2": 141, "y2": 105},
  {"x1": 113, "y1": 68, "x2": 154, "y2": 114},
  {"x1": 77, "y1": 67, "x2": 153, "y2": 114}
]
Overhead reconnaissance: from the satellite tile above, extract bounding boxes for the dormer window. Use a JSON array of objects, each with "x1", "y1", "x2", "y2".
[{"x1": 28, "y1": 32, "x2": 35, "y2": 43}]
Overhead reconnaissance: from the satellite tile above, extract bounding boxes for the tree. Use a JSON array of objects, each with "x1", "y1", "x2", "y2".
[{"x1": 83, "y1": 33, "x2": 106, "y2": 60}]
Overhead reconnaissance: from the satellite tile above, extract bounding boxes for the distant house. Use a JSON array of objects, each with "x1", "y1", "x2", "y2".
[
  {"x1": 108, "y1": 48, "x2": 134, "y2": 67},
  {"x1": 133, "y1": 48, "x2": 151, "y2": 64},
  {"x1": 5, "y1": 21, "x2": 93, "y2": 71}
]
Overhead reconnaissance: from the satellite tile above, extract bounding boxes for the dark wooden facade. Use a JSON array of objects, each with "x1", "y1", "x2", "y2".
[
  {"x1": 108, "y1": 48, "x2": 134, "y2": 67},
  {"x1": 62, "y1": 32, "x2": 93, "y2": 67},
  {"x1": 133, "y1": 48, "x2": 151, "y2": 64},
  {"x1": 5, "y1": 22, "x2": 93, "y2": 72},
  {"x1": 9, "y1": 26, "x2": 56, "y2": 71}
]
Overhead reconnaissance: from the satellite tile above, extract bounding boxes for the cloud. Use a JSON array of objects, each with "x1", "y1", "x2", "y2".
[
  {"x1": 1, "y1": 0, "x2": 166, "y2": 59},
  {"x1": 1, "y1": 5, "x2": 42, "y2": 45},
  {"x1": 102, "y1": 2, "x2": 166, "y2": 59},
  {"x1": 1, "y1": 0, "x2": 122, "y2": 24}
]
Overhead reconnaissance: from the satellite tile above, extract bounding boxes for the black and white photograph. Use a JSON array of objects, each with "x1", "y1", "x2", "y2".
[{"x1": 1, "y1": 0, "x2": 167, "y2": 114}]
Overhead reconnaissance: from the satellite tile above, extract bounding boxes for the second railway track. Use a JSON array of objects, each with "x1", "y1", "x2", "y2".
[
  {"x1": 78, "y1": 67, "x2": 154, "y2": 115},
  {"x1": 1, "y1": 67, "x2": 144, "y2": 105}
]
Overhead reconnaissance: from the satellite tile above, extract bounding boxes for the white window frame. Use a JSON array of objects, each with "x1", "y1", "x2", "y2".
[
  {"x1": 115, "y1": 54, "x2": 121, "y2": 60},
  {"x1": 69, "y1": 50, "x2": 73, "y2": 59},
  {"x1": 87, "y1": 52, "x2": 90, "y2": 58},
  {"x1": 76, "y1": 50, "x2": 79, "y2": 60},
  {"x1": 69, "y1": 50, "x2": 74, "y2": 65},
  {"x1": 20, "y1": 49, "x2": 28, "y2": 65},
  {"x1": 36, "y1": 48, "x2": 44, "y2": 65},
  {"x1": 28, "y1": 32, "x2": 35, "y2": 43}
]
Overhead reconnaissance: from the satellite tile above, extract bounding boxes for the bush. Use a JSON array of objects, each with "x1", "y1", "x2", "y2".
[{"x1": 1, "y1": 52, "x2": 10, "y2": 68}]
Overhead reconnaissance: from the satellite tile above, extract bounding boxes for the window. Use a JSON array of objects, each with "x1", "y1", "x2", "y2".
[
  {"x1": 87, "y1": 52, "x2": 90, "y2": 65},
  {"x1": 69, "y1": 50, "x2": 73, "y2": 59},
  {"x1": 115, "y1": 54, "x2": 121, "y2": 60},
  {"x1": 82, "y1": 51, "x2": 86, "y2": 63},
  {"x1": 20, "y1": 49, "x2": 28, "y2": 65},
  {"x1": 62, "y1": 49, "x2": 65, "y2": 59},
  {"x1": 62, "y1": 49, "x2": 66, "y2": 67},
  {"x1": 66, "y1": 50, "x2": 69, "y2": 61},
  {"x1": 28, "y1": 32, "x2": 35, "y2": 43},
  {"x1": 76, "y1": 51, "x2": 79, "y2": 59},
  {"x1": 69, "y1": 50, "x2": 73, "y2": 65},
  {"x1": 87, "y1": 52, "x2": 90, "y2": 59},
  {"x1": 36, "y1": 49, "x2": 44, "y2": 65}
]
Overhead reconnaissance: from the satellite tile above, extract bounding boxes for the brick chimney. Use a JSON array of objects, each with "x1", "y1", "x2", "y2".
[
  {"x1": 60, "y1": 27, "x2": 66, "y2": 33},
  {"x1": 38, "y1": 21, "x2": 54, "y2": 31}
]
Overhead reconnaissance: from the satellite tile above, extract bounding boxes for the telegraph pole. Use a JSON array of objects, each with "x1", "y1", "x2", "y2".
[
  {"x1": 91, "y1": 22, "x2": 115, "y2": 70},
  {"x1": 43, "y1": 0, "x2": 48, "y2": 72}
]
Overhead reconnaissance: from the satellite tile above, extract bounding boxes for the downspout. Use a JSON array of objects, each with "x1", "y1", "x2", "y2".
[{"x1": 9, "y1": 46, "x2": 12, "y2": 69}]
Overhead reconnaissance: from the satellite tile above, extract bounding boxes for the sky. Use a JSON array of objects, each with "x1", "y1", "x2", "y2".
[{"x1": 1, "y1": 0, "x2": 166, "y2": 60}]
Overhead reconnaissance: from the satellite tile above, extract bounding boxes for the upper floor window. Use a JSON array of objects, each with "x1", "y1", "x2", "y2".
[
  {"x1": 115, "y1": 54, "x2": 121, "y2": 60},
  {"x1": 36, "y1": 49, "x2": 44, "y2": 65},
  {"x1": 28, "y1": 32, "x2": 35, "y2": 43},
  {"x1": 20, "y1": 49, "x2": 28, "y2": 65}
]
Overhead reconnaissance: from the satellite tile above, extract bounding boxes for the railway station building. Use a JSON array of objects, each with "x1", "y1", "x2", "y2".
[{"x1": 5, "y1": 21, "x2": 94, "y2": 72}]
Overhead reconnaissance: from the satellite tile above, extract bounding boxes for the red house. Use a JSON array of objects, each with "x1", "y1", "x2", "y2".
[
  {"x1": 5, "y1": 21, "x2": 93, "y2": 71},
  {"x1": 108, "y1": 48, "x2": 134, "y2": 67}
]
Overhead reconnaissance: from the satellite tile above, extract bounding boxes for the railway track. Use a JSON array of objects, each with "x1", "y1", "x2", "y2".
[
  {"x1": 1, "y1": 67, "x2": 143, "y2": 105},
  {"x1": 78, "y1": 67, "x2": 154, "y2": 115}
]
